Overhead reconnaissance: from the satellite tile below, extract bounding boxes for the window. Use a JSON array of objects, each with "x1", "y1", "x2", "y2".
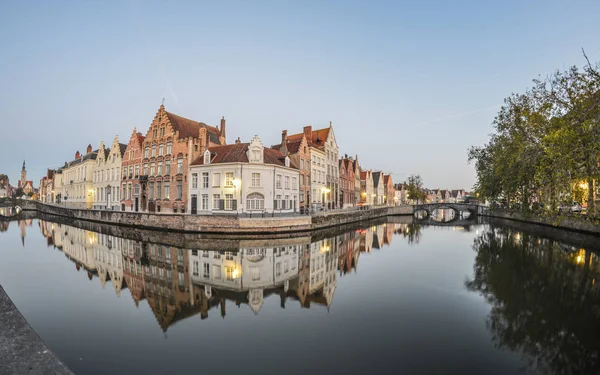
[
  {"x1": 214, "y1": 265, "x2": 222, "y2": 280},
  {"x1": 275, "y1": 194, "x2": 282, "y2": 209},
  {"x1": 164, "y1": 183, "x2": 170, "y2": 199},
  {"x1": 192, "y1": 173, "x2": 198, "y2": 189},
  {"x1": 150, "y1": 162, "x2": 155, "y2": 176},
  {"x1": 246, "y1": 193, "x2": 264, "y2": 210},
  {"x1": 153, "y1": 128, "x2": 157, "y2": 138},
  {"x1": 134, "y1": 165, "x2": 139, "y2": 177},
  {"x1": 201, "y1": 194, "x2": 208, "y2": 210},
  {"x1": 157, "y1": 182, "x2": 162, "y2": 199},
  {"x1": 177, "y1": 157, "x2": 183, "y2": 174},
  {"x1": 203, "y1": 150, "x2": 210, "y2": 164},
  {"x1": 176, "y1": 180, "x2": 182, "y2": 199},
  {"x1": 285, "y1": 176, "x2": 290, "y2": 189},
  {"x1": 276, "y1": 175, "x2": 282, "y2": 189},
  {"x1": 202, "y1": 172, "x2": 208, "y2": 188},
  {"x1": 213, "y1": 194, "x2": 220, "y2": 209},
  {"x1": 252, "y1": 173, "x2": 260, "y2": 187},
  {"x1": 300, "y1": 159, "x2": 304, "y2": 169},
  {"x1": 285, "y1": 195, "x2": 290, "y2": 209},
  {"x1": 226, "y1": 267, "x2": 235, "y2": 281},
  {"x1": 225, "y1": 172, "x2": 234, "y2": 187},
  {"x1": 166, "y1": 142, "x2": 172, "y2": 155},
  {"x1": 160, "y1": 127, "x2": 165, "y2": 137},
  {"x1": 149, "y1": 182, "x2": 154, "y2": 199},
  {"x1": 157, "y1": 161, "x2": 163, "y2": 175},
  {"x1": 193, "y1": 261, "x2": 199, "y2": 276},
  {"x1": 225, "y1": 194, "x2": 233, "y2": 210},
  {"x1": 122, "y1": 184, "x2": 126, "y2": 200},
  {"x1": 152, "y1": 145, "x2": 156, "y2": 157},
  {"x1": 127, "y1": 184, "x2": 132, "y2": 200},
  {"x1": 212, "y1": 173, "x2": 221, "y2": 187},
  {"x1": 203, "y1": 263, "x2": 210, "y2": 278},
  {"x1": 159, "y1": 144, "x2": 164, "y2": 156},
  {"x1": 144, "y1": 147, "x2": 149, "y2": 158},
  {"x1": 134, "y1": 184, "x2": 140, "y2": 196},
  {"x1": 276, "y1": 263, "x2": 281, "y2": 276},
  {"x1": 143, "y1": 163, "x2": 148, "y2": 176},
  {"x1": 165, "y1": 161, "x2": 170, "y2": 175}
]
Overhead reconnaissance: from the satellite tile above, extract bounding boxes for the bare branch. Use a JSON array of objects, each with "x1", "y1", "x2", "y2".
[{"x1": 581, "y1": 47, "x2": 600, "y2": 80}]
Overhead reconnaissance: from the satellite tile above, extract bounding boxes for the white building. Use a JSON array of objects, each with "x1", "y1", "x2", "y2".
[
  {"x1": 92, "y1": 137, "x2": 126, "y2": 210},
  {"x1": 373, "y1": 172, "x2": 385, "y2": 205},
  {"x1": 187, "y1": 136, "x2": 300, "y2": 215},
  {"x1": 60, "y1": 145, "x2": 97, "y2": 209},
  {"x1": 310, "y1": 147, "x2": 327, "y2": 210},
  {"x1": 93, "y1": 233, "x2": 125, "y2": 296}
]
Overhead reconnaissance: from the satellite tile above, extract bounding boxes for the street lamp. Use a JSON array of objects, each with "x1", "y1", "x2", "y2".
[{"x1": 322, "y1": 187, "x2": 330, "y2": 210}]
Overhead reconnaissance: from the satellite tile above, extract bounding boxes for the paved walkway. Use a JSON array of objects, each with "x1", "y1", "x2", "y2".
[{"x1": 0, "y1": 286, "x2": 74, "y2": 375}]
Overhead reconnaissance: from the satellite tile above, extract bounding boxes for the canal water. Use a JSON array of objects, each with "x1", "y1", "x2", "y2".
[{"x1": 0, "y1": 214, "x2": 598, "y2": 375}]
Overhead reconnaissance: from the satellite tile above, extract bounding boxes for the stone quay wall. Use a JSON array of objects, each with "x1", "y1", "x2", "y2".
[
  {"x1": 480, "y1": 208, "x2": 600, "y2": 236},
  {"x1": 18, "y1": 200, "x2": 413, "y2": 234}
]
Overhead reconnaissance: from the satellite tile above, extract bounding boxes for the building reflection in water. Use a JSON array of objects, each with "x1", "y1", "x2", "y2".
[
  {"x1": 35, "y1": 219, "x2": 413, "y2": 332},
  {"x1": 466, "y1": 226, "x2": 600, "y2": 375}
]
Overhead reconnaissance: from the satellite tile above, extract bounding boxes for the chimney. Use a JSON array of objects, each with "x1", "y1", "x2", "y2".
[
  {"x1": 282, "y1": 130, "x2": 288, "y2": 143},
  {"x1": 86, "y1": 144, "x2": 92, "y2": 154},
  {"x1": 303, "y1": 126, "x2": 312, "y2": 140},
  {"x1": 220, "y1": 116, "x2": 226, "y2": 139},
  {"x1": 75, "y1": 150, "x2": 80, "y2": 159},
  {"x1": 235, "y1": 137, "x2": 241, "y2": 144}
]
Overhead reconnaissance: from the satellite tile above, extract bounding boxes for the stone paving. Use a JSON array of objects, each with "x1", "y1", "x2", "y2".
[{"x1": 0, "y1": 286, "x2": 74, "y2": 375}]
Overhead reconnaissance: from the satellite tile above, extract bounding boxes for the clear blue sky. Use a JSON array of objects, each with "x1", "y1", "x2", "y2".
[{"x1": 1, "y1": 0, "x2": 599, "y2": 189}]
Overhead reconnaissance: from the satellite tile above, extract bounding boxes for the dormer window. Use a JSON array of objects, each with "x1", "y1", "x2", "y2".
[
  {"x1": 285, "y1": 157, "x2": 290, "y2": 168},
  {"x1": 203, "y1": 150, "x2": 211, "y2": 164}
]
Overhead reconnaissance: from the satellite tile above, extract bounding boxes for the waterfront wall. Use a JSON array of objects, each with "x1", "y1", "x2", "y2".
[
  {"x1": 18, "y1": 200, "x2": 413, "y2": 234},
  {"x1": 481, "y1": 209, "x2": 600, "y2": 236}
]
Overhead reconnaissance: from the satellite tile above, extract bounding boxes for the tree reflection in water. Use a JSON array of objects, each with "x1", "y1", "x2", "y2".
[{"x1": 466, "y1": 226, "x2": 600, "y2": 375}]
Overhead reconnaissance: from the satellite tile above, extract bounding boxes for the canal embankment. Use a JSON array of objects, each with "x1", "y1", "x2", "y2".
[
  {"x1": 0, "y1": 286, "x2": 74, "y2": 375},
  {"x1": 16, "y1": 200, "x2": 413, "y2": 234},
  {"x1": 481, "y1": 209, "x2": 600, "y2": 236}
]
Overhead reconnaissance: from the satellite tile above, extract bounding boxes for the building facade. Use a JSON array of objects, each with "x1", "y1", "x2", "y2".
[
  {"x1": 188, "y1": 136, "x2": 300, "y2": 215},
  {"x1": 272, "y1": 131, "x2": 311, "y2": 211},
  {"x1": 360, "y1": 170, "x2": 374, "y2": 205},
  {"x1": 60, "y1": 145, "x2": 97, "y2": 209},
  {"x1": 121, "y1": 128, "x2": 146, "y2": 212},
  {"x1": 92, "y1": 137, "x2": 126, "y2": 210},
  {"x1": 383, "y1": 174, "x2": 394, "y2": 206},
  {"x1": 372, "y1": 172, "x2": 385, "y2": 205},
  {"x1": 141, "y1": 105, "x2": 226, "y2": 213},
  {"x1": 339, "y1": 156, "x2": 357, "y2": 208},
  {"x1": 310, "y1": 147, "x2": 326, "y2": 210}
]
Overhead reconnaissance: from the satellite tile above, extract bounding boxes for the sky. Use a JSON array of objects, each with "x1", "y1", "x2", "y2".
[{"x1": 1, "y1": 0, "x2": 599, "y2": 190}]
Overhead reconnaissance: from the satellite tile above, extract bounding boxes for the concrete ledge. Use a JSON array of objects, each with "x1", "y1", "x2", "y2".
[
  {"x1": 481, "y1": 209, "x2": 600, "y2": 236},
  {"x1": 0, "y1": 286, "x2": 74, "y2": 375}
]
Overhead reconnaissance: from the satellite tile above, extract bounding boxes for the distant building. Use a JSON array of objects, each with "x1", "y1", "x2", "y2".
[
  {"x1": 272, "y1": 130, "x2": 311, "y2": 211},
  {"x1": 360, "y1": 170, "x2": 374, "y2": 205},
  {"x1": 18, "y1": 161, "x2": 34, "y2": 196},
  {"x1": 372, "y1": 171, "x2": 385, "y2": 205},
  {"x1": 60, "y1": 145, "x2": 98, "y2": 209},
  {"x1": 92, "y1": 137, "x2": 126, "y2": 210},
  {"x1": 339, "y1": 155, "x2": 358, "y2": 208},
  {"x1": 383, "y1": 174, "x2": 394, "y2": 206}
]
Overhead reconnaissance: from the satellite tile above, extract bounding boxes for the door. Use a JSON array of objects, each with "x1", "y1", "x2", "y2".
[
  {"x1": 191, "y1": 195, "x2": 197, "y2": 215},
  {"x1": 134, "y1": 197, "x2": 139, "y2": 212}
]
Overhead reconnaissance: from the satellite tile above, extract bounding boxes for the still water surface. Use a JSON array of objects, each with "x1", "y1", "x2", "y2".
[{"x1": 0, "y1": 216, "x2": 598, "y2": 375}]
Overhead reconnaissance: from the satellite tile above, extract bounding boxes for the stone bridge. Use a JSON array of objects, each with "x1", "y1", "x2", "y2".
[{"x1": 413, "y1": 202, "x2": 483, "y2": 217}]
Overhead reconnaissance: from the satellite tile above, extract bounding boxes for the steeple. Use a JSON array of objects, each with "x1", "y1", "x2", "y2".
[{"x1": 20, "y1": 160, "x2": 27, "y2": 186}]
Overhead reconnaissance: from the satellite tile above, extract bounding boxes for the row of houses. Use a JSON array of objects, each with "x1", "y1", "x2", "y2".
[{"x1": 38, "y1": 104, "x2": 402, "y2": 215}]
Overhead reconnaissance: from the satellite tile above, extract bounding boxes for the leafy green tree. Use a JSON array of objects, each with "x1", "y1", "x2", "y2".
[{"x1": 406, "y1": 174, "x2": 425, "y2": 203}]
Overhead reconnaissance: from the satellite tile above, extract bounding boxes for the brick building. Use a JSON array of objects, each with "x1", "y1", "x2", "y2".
[
  {"x1": 121, "y1": 128, "x2": 146, "y2": 211},
  {"x1": 272, "y1": 130, "x2": 311, "y2": 211},
  {"x1": 339, "y1": 155, "x2": 357, "y2": 208},
  {"x1": 141, "y1": 105, "x2": 227, "y2": 213}
]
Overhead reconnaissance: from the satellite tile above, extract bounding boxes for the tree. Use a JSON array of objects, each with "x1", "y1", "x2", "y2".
[
  {"x1": 406, "y1": 174, "x2": 425, "y2": 204},
  {"x1": 14, "y1": 187, "x2": 24, "y2": 198}
]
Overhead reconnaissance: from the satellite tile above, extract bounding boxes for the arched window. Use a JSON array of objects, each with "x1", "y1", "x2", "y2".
[
  {"x1": 246, "y1": 193, "x2": 265, "y2": 211},
  {"x1": 203, "y1": 150, "x2": 210, "y2": 164}
]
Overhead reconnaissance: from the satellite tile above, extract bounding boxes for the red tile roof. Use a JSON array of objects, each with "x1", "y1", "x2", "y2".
[
  {"x1": 287, "y1": 127, "x2": 330, "y2": 149},
  {"x1": 190, "y1": 144, "x2": 291, "y2": 167},
  {"x1": 271, "y1": 139, "x2": 303, "y2": 154},
  {"x1": 165, "y1": 111, "x2": 221, "y2": 142}
]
